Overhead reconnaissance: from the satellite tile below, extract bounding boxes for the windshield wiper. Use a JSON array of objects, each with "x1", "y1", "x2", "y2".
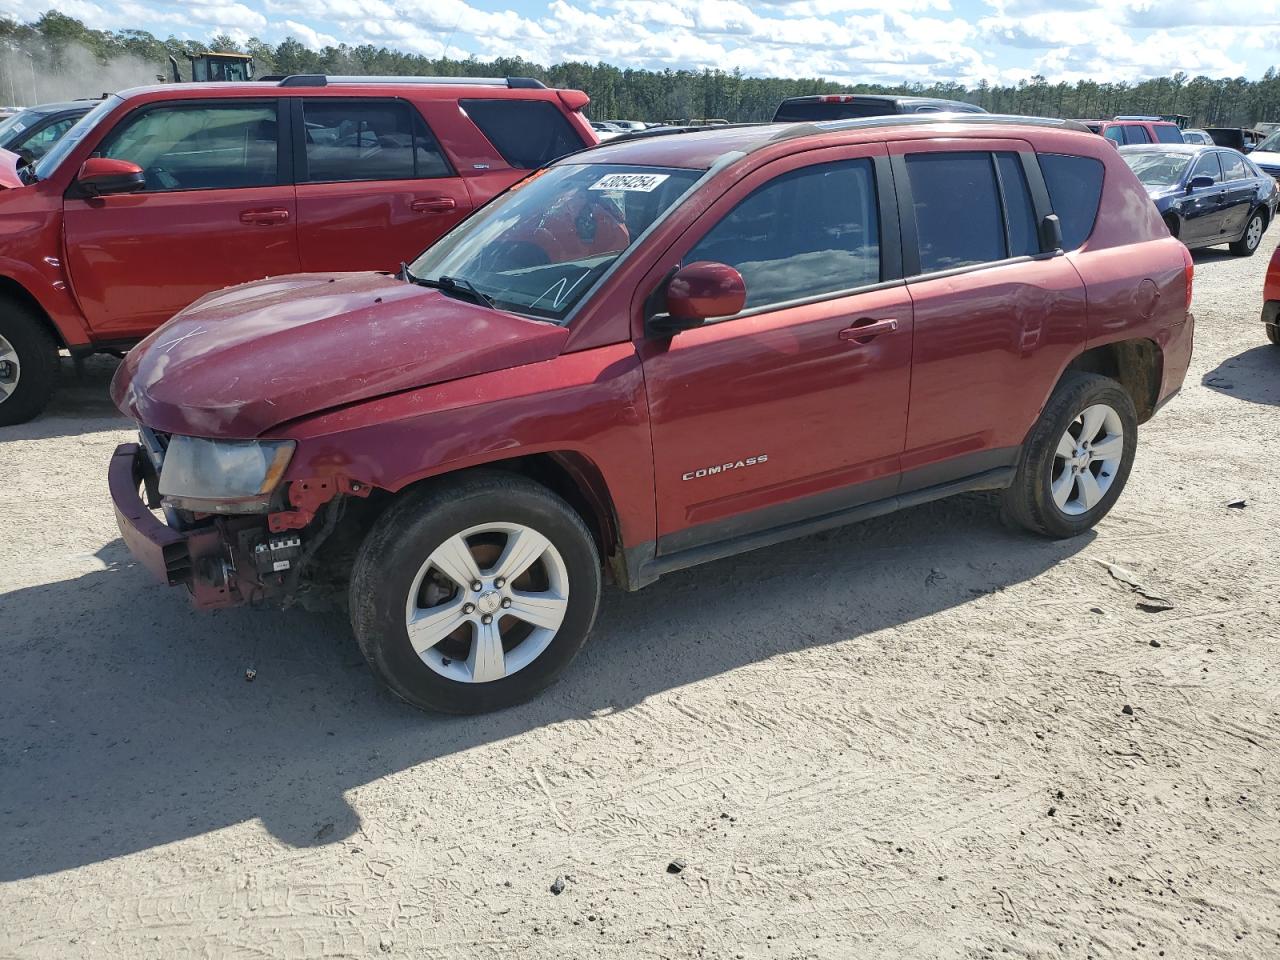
[{"x1": 403, "y1": 269, "x2": 494, "y2": 309}]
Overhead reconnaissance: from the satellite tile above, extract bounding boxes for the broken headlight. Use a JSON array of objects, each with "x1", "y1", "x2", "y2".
[{"x1": 158, "y1": 436, "x2": 295, "y2": 514}]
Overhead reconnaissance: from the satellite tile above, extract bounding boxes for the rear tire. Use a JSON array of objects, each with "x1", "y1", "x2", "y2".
[
  {"x1": 1266, "y1": 323, "x2": 1280, "y2": 346},
  {"x1": 0, "y1": 301, "x2": 59, "y2": 427},
  {"x1": 1001, "y1": 372, "x2": 1138, "y2": 539},
  {"x1": 1229, "y1": 210, "x2": 1265, "y2": 256},
  {"x1": 349, "y1": 471, "x2": 601, "y2": 714}
]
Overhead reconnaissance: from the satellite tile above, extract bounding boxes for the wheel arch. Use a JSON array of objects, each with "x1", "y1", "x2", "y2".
[
  {"x1": 1062, "y1": 338, "x2": 1163, "y2": 423},
  {"x1": 0, "y1": 275, "x2": 67, "y2": 349}
]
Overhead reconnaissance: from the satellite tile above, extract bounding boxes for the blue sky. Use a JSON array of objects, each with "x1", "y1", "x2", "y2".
[{"x1": 7, "y1": 0, "x2": 1277, "y2": 84}]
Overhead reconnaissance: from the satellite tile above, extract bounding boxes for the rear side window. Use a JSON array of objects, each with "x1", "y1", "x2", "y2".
[
  {"x1": 687, "y1": 158, "x2": 880, "y2": 312},
  {"x1": 301, "y1": 100, "x2": 450, "y2": 182},
  {"x1": 460, "y1": 99, "x2": 585, "y2": 169},
  {"x1": 995, "y1": 153, "x2": 1039, "y2": 258},
  {"x1": 1220, "y1": 151, "x2": 1249, "y2": 180},
  {"x1": 1124, "y1": 126, "x2": 1152, "y2": 145},
  {"x1": 1153, "y1": 124, "x2": 1184, "y2": 144},
  {"x1": 905, "y1": 151, "x2": 1006, "y2": 271},
  {"x1": 1039, "y1": 153, "x2": 1104, "y2": 250},
  {"x1": 100, "y1": 102, "x2": 279, "y2": 192}
]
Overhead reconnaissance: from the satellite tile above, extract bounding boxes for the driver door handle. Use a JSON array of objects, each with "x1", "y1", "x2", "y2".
[
  {"x1": 839, "y1": 318, "x2": 899, "y2": 343},
  {"x1": 239, "y1": 207, "x2": 290, "y2": 225},
  {"x1": 411, "y1": 196, "x2": 457, "y2": 213}
]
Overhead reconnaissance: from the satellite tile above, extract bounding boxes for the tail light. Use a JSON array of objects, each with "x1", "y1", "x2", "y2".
[
  {"x1": 818, "y1": 95, "x2": 856, "y2": 103},
  {"x1": 1181, "y1": 242, "x2": 1194, "y2": 306}
]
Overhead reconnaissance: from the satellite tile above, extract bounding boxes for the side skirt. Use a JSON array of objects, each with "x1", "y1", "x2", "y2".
[{"x1": 623, "y1": 464, "x2": 1016, "y2": 590}]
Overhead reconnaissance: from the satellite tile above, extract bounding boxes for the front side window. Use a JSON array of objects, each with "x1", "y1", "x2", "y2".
[
  {"x1": 459, "y1": 99, "x2": 586, "y2": 169},
  {"x1": 1220, "y1": 151, "x2": 1249, "y2": 180},
  {"x1": 100, "y1": 102, "x2": 279, "y2": 192},
  {"x1": 686, "y1": 158, "x2": 881, "y2": 312},
  {"x1": 410, "y1": 163, "x2": 702, "y2": 321},
  {"x1": 1039, "y1": 153, "x2": 1104, "y2": 250},
  {"x1": 1104, "y1": 126, "x2": 1124, "y2": 145},
  {"x1": 301, "y1": 100, "x2": 450, "y2": 182},
  {"x1": 906, "y1": 151, "x2": 1006, "y2": 271},
  {"x1": 1191, "y1": 151, "x2": 1224, "y2": 183}
]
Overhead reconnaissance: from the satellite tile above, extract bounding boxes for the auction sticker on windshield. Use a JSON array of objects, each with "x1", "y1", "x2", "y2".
[{"x1": 589, "y1": 172, "x2": 670, "y2": 192}]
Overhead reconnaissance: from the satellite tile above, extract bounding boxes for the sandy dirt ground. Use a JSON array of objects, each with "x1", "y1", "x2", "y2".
[{"x1": 2, "y1": 232, "x2": 1279, "y2": 960}]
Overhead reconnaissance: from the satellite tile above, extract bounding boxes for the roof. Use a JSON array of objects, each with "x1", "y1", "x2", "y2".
[
  {"x1": 16, "y1": 99, "x2": 96, "y2": 116},
  {"x1": 577, "y1": 113, "x2": 1094, "y2": 169},
  {"x1": 1118, "y1": 143, "x2": 1221, "y2": 154}
]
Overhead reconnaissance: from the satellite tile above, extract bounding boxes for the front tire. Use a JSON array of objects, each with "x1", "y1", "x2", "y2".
[
  {"x1": 1229, "y1": 210, "x2": 1265, "y2": 256},
  {"x1": 1266, "y1": 323, "x2": 1280, "y2": 346},
  {"x1": 1001, "y1": 372, "x2": 1138, "y2": 539},
  {"x1": 349, "y1": 471, "x2": 601, "y2": 714},
  {"x1": 0, "y1": 302, "x2": 59, "y2": 427}
]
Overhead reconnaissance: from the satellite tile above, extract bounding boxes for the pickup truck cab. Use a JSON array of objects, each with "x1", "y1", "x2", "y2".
[
  {"x1": 110, "y1": 115, "x2": 1194, "y2": 714},
  {"x1": 0, "y1": 75, "x2": 594, "y2": 424}
]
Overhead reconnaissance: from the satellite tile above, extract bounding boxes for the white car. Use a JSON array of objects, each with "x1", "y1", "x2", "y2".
[{"x1": 1249, "y1": 128, "x2": 1280, "y2": 181}]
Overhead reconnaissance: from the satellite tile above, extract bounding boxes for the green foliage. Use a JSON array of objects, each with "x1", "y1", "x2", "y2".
[{"x1": 1, "y1": 10, "x2": 1277, "y2": 125}]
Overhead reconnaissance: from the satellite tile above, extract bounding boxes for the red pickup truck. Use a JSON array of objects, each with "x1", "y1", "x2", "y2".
[
  {"x1": 0, "y1": 75, "x2": 594, "y2": 424},
  {"x1": 110, "y1": 116, "x2": 1194, "y2": 714}
]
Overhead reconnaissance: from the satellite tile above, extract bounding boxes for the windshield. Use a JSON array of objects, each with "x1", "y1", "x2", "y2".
[
  {"x1": 1122, "y1": 150, "x2": 1192, "y2": 187},
  {"x1": 33, "y1": 94, "x2": 120, "y2": 180},
  {"x1": 1256, "y1": 129, "x2": 1280, "y2": 153},
  {"x1": 0, "y1": 110, "x2": 35, "y2": 144},
  {"x1": 409, "y1": 163, "x2": 704, "y2": 322}
]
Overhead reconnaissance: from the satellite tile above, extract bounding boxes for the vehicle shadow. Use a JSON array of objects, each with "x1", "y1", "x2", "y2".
[
  {"x1": 0, "y1": 492, "x2": 1091, "y2": 881},
  {"x1": 1201, "y1": 343, "x2": 1280, "y2": 406},
  {"x1": 0, "y1": 354, "x2": 127, "y2": 441}
]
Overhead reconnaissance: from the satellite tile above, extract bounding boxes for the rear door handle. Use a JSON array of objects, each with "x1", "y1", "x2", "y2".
[
  {"x1": 839, "y1": 318, "x2": 899, "y2": 343},
  {"x1": 411, "y1": 196, "x2": 457, "y2": 213},
  {"x1": 239, "y1": 207, "x2": 290, "y2": 225}
]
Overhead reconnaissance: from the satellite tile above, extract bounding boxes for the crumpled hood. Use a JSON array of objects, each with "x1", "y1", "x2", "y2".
[
  {"x1": 112, "y1": 272, "x2": 570, "y2": 438},
  {"x1": 0, "y1": 149, "x2": 27, "y2": 189}
]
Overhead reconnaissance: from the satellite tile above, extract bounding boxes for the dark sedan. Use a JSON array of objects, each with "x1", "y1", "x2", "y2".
[
  {"x1": 1121, "y1": 143, "x2": 1279, "y2": 255},
  {"x1": 0, "y1": 99, "x2": 95, "y2": 165}
]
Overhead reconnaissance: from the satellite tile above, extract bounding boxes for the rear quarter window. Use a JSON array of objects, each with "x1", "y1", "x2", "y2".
[
  {"x1": 1153, "y1": 124, "x2": 1184, "y2": 144},
  {"x1": 1038, "y1": 153, "x2": 1105, "y2": 250},
  {"x1": 459, "y1": 99, "x2": 586, "y2": 169}
]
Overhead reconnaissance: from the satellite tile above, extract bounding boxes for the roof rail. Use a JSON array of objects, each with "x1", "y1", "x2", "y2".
[
  {"x1": 276, "y1": 75, "x2": 545, "y2": 89},
  {"x1": 1114, "y1": 115, "x2": 1162, "y2": 121},
  {"x1": 769, "y1": 112, "x2": 1093, "y2": 142}
]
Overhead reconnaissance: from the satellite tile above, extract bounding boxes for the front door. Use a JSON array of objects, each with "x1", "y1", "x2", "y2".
[
  {"x1": 291, "y1": 98, "x2": 473, "y2": 272},
  {"x1": 63, "y1": 99, "x2": 299, "y2": 339},
  {"x1": 1181, "y1": 151, "x2": 1226, "y2": 245},
  {"x1": 639, "y1": 145, "x2": 914, "y2": 554}
]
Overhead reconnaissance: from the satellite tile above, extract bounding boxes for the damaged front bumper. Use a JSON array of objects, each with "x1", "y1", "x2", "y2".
[{"x1": 109, "y1": 442, "x2": 296, "y2": 609}]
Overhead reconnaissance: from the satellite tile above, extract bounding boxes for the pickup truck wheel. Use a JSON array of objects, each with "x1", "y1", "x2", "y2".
[
  {"x1": 349, "y1": 472, "x2": 601, "y2": 714},
  {"x1": 0, "y1": 305, "x2": 59, "y2": 427},
  {"x1": 1267, "y1": 322, "x2": 1280, "y2": 346},
  {"x1": 1229, "y1": 210, "x2": 1265, "y2": 256},
  {"x1": 1001, "y1": 372, "x2": 1138, "y2": 539}
]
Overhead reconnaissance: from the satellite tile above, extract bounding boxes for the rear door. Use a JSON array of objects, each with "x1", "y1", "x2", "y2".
[
  {"x1": 890, "y1": 142, "x2": 1089, "y2": 483},
  {"x1": 639, "y1": 144, "x2": 915, "y2": 553},
  {"x1": 63, "y1": 98, "x2": 299, "y2": 339},
  {"x1": 291, "y1": 97, "x2": 472, "y2": 272}
]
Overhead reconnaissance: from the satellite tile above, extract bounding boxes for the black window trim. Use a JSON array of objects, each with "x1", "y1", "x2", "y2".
[
  {"x1": 651, "y1": 152, "x2": 904, "y2": 327},
  {"x1": 458, "y1": 97, "x2": 589, "y2": 170},
  {"x1": 288, "y1": 96, "x2": 456, "y2": 185},
  {"x1": 892, "y1": 147, "x2": 1063, "y2": 285},
  {"x1": 71, "y1": 98, "x2": 291, "y2": 198}
]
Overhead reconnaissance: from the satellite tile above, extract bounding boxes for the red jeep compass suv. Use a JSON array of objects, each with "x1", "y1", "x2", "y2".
[
  {"x1": 0, "y1": 75, "x2": 594, "y2": 424},
  {"x1": 110, "y1": 115, "x2": 1194, "y2": 714}
]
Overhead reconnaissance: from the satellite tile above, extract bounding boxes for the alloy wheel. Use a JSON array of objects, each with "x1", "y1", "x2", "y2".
[
  {"x1": 0, "y1": 333, "x2": 20, "y2": 402},
  {"x1": 1247, "y1": 215, "x2": 1264, "y2": 250},
  {"x1": 1050, "y1": 403, "x2": 1125, "y2": 516},
  {"x1": 404, "y1": 522, "x2": 569, "y2": 683}
]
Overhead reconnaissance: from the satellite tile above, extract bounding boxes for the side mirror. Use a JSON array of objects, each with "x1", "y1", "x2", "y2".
[
  {"x1": 1188, "y1": 174, "x2": 1215, "y2": 192},
  {"x1": 1039, "y1": 213, "x2": 1063, "y2": 253},
  {"x1": 649, "y1": 261, "x2": 747, "y2": 335},
  {"x1": 75, "y1": 157, "x2": 145, "y2": 198}
]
